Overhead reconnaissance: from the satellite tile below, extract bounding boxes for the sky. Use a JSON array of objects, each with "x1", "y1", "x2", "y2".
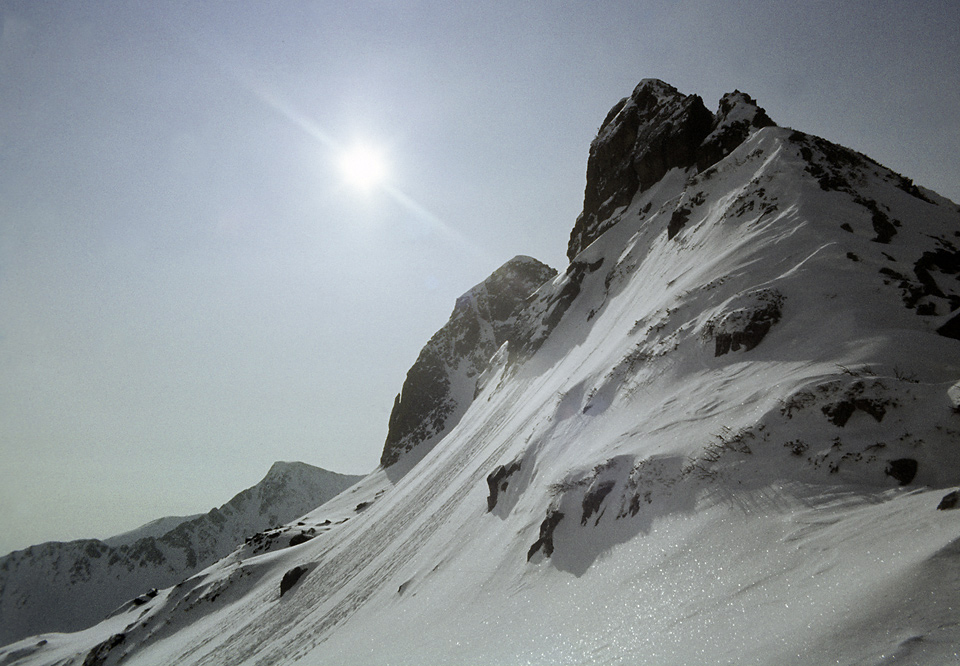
[{"x1": 1, "y1": 0, "x2": 958, "y2": 556}]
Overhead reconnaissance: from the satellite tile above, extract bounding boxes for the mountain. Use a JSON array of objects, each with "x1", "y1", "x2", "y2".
[
  {"x1": 0, "y1": 461, "x2": 361, "y2": 646},
  {"x1": 5, "y1": 78, "x2": 960, "y2": 665},
  {"x1": 102, "y1": 515, "x2": 204, "y2": 549}
]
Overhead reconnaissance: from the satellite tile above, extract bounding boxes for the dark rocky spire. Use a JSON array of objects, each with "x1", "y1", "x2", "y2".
[{"x1": 567, "y1": 80, "x2": 776, "y2": 261}]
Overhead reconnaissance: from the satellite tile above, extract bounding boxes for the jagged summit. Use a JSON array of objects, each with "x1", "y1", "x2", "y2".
[
  {"x1": 568, "y1": 79, "x2": 775, "y2": 260},
  {"x1": 380, "y1": 255, "x2": 556, "y2": 468}
]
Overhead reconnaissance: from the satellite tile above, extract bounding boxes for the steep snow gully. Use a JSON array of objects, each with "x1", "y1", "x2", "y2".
[{"x1": 5, "y1": 79, "x2": 960, "y2": 666}]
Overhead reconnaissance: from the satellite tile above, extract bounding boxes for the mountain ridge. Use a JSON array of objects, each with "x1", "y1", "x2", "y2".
[{"x1": 0, "y1": 460, "x2": 361, "y2": 646}]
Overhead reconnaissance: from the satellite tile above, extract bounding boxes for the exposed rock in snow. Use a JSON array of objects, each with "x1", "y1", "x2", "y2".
[
  {"x1": 937, "y1": 490, "x2": 960, "y2": 510},
  {"x1": 279, "y1": 566, "x2": 309, "y2": 597},
  {"x1": 526, "y1": 509, "x2": 565, "y2": 560},
  {"x1": 886, "y1": 458, "x2": 919, "y2": 485},
  {"x1": 703, "y1": 287, "x2": 784, "y2": 356},
  {"x1": 81, "y1": 633, "x2": 124, "y2": 666},
  {"x1": 380, "y1": 255, "x2": 557, "y2": 468},
  {"x1": 485, "y1": 459, "x2": 522, "y2": 512},
  {"x1": 568, "y1": 80, "x2": 714, "y2": 260}
]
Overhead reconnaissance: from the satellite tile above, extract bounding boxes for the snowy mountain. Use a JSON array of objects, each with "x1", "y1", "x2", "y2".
[
  {"x1": 102, "y1": 515, "x2": 204, "y2": 549},
  {"x1": 0, "y1": 461, "x2": 361, "y2": 646},
  {"x1": 5, "y1": 78, "x2": 960, "y2": 665}
]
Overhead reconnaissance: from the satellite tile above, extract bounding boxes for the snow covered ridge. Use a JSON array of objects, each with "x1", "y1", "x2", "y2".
[
  {"x1": 6, "y1": 78, "x2": 960, "y2": 665},
  {"x1": 0, "y1": 461, "x2": 361, "y2": 646}
]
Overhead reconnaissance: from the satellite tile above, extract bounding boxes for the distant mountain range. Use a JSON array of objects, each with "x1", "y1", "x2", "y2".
[
  {"x1": 5, "y1": 78, "x2": 960, "y2": 665},
  {"x1": 0, "y1": 461, "x2": 361, "y2": 645}
]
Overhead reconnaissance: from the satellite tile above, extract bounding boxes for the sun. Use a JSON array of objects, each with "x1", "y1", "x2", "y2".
[{"x1": 339, "y1": 144, "x2": 388, "y2": 191}]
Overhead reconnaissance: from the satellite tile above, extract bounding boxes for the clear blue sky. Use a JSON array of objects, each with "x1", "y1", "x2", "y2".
[{"x1": 2, "y1": 0, "x2": 958, "y2": 555}]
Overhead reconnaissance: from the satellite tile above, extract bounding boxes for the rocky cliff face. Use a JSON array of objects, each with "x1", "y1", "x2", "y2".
[
  {"x1": 0, "y1": 461, "x2": 361, "y2": 646},
  {"x1": 567, "y1": 79, "x2": 774, "y2": 260},
  {"x1": 380, "y1": 256, "x2": 557, "y2": 467}
]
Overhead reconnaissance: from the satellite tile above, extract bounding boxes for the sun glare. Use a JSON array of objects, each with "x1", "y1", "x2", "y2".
[{"x1": 339, "y1": 144, "x2": 388, "y2": 191}]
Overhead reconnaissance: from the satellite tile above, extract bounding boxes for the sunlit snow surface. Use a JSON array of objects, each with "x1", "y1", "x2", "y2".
[{"x1": 5, "y1": 127, "x2": 960, "y2": 665}]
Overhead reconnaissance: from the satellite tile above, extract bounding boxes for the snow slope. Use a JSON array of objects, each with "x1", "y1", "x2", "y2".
[
  {"x1": 5, "y1": 79, "x2": 960, "y2": 666},
  {"x1": 0, "y1": 461, "x2": 361, "y2": 646}
]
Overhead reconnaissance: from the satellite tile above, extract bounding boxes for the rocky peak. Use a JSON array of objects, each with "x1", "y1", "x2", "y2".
[
  {"x1": 380, "y1": 256, "x2": 557, "y2": 468},
  {"x1": 714, "y1": 90, "x2": 774, "y2": 128},
  {"x1": 697, "y1": 90, "x2": 776, "y2": 172},
  {"x1": 567, "y1": 79, "x2": 776, "y2": 260},
  {"x1": 264, "y1": 460, "x2": 304, "y2": 478}
]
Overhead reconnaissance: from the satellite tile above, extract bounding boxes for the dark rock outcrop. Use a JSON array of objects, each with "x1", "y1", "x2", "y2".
[
  {"x1": 287, "y1": 532, "x2": 314, "y2": 548},
  {"x1": 487, "y1": 460, "x2": 522, "y2": 512},
  {"x1": 527, "y1": 510, "x2": 565, "y2": 561},
  {"x1": 667, "y1": 206, "x2": 691, "y2": 240},
  {"x1": 567, "y1": 79, "x2": 776, "y2": 260},
  {"x1": 380, "y1": 256, "x2": 557, "y2": 468},
  {"x1": 279, "y1": 566, "x2": 308, "y2": 597},
  {"x1": 886, "y1": 458, "x2": 918, "y2": 486},
  {"x1": 509, "y1": 257, "x2": 606, "y2": 359},
  {"x1": 581, "y1": 481, "x2": 616, "y2": 526},
  {"x1": 937, "y1": 491, "x2": 960, "y2": 510},
  {"x1": 82, "y1": 633, "x2": 124, "y2": 666},
  {"x1": 822, "y1": 398, "x2": 888, "y2": 427},
  {"x1": 705, "y1": 289, "x2": 784, "y2": 357}
]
